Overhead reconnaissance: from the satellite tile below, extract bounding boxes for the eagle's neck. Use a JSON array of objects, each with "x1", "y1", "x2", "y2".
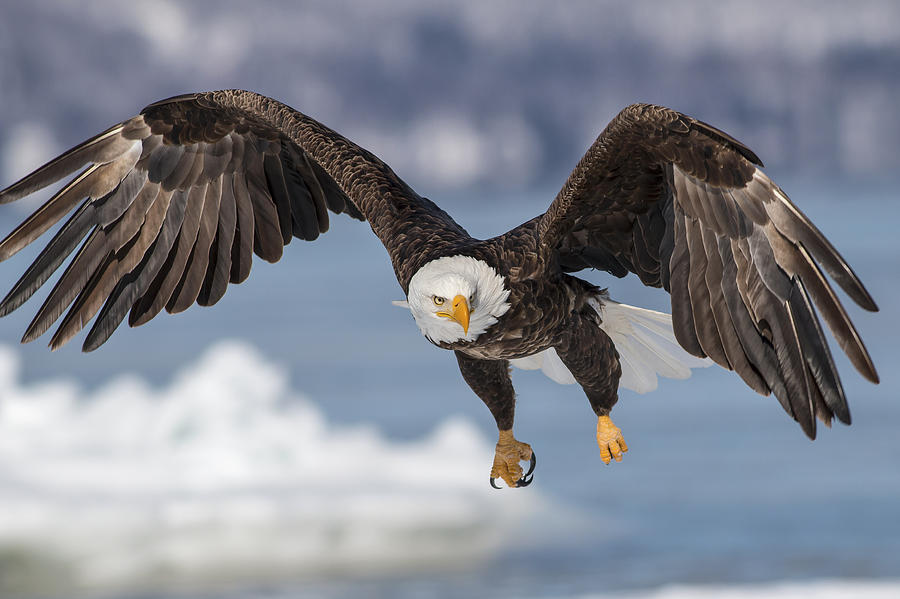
[{"x1": 406, "y1": 255, "x2": 511, "y2": 344}]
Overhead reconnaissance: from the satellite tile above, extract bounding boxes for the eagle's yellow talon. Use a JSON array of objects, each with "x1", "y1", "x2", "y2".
[
  {"x1": 491, "y1": 429, "x2": 534, "y2": 488},
  {"x1": 596, "y1": 415, "x2": 627, "y2": 465},
  {"x1": 599, "y1": 447, "x2": 611, "y2": 464},
  {"x1": 609, "y1": 440, "x2": 623, "y2": 461}
]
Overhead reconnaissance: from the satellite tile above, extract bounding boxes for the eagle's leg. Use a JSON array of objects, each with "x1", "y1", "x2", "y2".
[
  {"x1": 555, "y1": 312, "x2": 627, "y2": 464},
  {"x1": 455, "y1": 351, "x2": 535, "y2": 488}
]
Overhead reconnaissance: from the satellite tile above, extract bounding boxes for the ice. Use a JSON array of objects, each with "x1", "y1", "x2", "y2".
[
  {"x1": 0, "y1": 341, "x2": 547, "y2": 592},
  {"x1": 575, "y1": 579, "x2": 900, "y2": 599}
]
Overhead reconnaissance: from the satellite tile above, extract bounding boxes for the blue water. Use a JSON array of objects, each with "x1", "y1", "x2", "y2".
[{"x1": 0, "y1": 180, "x2": 897, "y2": 598}]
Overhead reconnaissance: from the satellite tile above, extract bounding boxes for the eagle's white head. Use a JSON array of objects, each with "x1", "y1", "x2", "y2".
[{"x1": 402, "y1": 255, "x2": 511, "y2": 344}]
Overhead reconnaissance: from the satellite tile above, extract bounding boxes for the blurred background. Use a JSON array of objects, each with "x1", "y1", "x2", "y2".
[{"x1": 0, "y1": 1, "x2": 898, "y2": 597}]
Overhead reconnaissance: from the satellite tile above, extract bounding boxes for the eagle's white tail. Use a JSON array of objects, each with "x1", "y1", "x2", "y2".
[{"x1": 509, "y1": 299, "x2": 711, "y2": 393}]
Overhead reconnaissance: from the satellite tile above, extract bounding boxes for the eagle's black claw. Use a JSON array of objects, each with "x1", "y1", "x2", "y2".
[
  {"x1": 524, "y1": 451, "x2": 537, "y2": 477},
  {"x1": 516, "y1": 453, "x2": 537, "y2": 487},
  {"x1": 490, "y1": 450, "x2": 537, "y2": 489}
]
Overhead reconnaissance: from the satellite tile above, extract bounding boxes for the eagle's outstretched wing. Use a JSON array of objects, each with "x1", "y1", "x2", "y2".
[
  {"x1": 0, "y1": 90, "x2": 464, "y2": 352},
  {"x1": 539, "y1": 104, "x2": 878, "y2": 438}
]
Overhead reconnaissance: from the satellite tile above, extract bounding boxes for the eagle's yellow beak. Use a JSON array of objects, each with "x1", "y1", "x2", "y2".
[{"x1": 437, "y1": 294, "x2": 470, "y2": 334}]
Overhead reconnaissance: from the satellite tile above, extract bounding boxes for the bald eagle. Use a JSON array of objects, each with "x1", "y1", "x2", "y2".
[{"x1": 0, "y1": 91, "x2": 878, "y2": 488}]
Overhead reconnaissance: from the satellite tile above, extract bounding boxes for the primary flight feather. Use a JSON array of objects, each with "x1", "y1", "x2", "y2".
[{"x1": 0, "y1": 90, "x2": 878, "y2": 488}]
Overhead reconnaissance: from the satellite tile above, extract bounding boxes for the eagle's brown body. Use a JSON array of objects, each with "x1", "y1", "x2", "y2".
[
  {"x1": 442, "y1": 232, "x2": 620, "y2": 431},
  {"x1": 0, "y1": 90, "x2": 878, "y2": 486}
]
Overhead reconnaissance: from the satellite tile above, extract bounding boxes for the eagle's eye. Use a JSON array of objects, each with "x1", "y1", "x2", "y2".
[{"x1": 433, "y1": 295, "x2": 445, "y2": 306}]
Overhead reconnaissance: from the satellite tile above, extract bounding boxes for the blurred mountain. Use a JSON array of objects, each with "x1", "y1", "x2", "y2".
[{"x1": 1, "y1": 0, "x2": 899, "y2": 195}]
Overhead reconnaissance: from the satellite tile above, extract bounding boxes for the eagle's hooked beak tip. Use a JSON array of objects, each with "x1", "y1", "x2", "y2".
[
  {"x1": 453, "y1": 295, "x2": 470, "y2": 335},
  {"x1": 438, "y1": 294, "x2": 470, "y2": 334}
]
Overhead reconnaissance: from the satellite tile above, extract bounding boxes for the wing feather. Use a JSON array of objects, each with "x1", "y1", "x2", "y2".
[
  {"x1": 161, "y1": 144, "x2": 202, "y2": 191},
  {"x1": 135, "y1": 183, "x2": 207, "y2": 321},
  {"x1": 685, "y1": 215, "x2": 730, "y2": 366},
  {"x1": 699, "y1": 221, "x2": 767, "y2": 393},
  {"x1": 0, "y1": 201, "x2": 95, "y2": 317},
  {"x1": 727, "y1": 238, "x2": 791, "y2": 407},
  {"x1": 0, "y1": 121, "x2": 143, "y2": 204},
  {"x1": 760, "y1": 175, "x2": 877, "y2": 311},
  {"x1": 284, "y1": 160, "x2": 318, "y2": 239},
  {"x1": 82, "y1": 188, "x2": 187, "y2": 350},
  {"x1": 0, "y1": 140, "x2": 141, "y2": 260},
  {"x1": 540, "y1": 103, "x2": 876, "y2": 438},
  {"x1": 198, "y1": 172, "x2": 236, "y2": 306},
  {"x1": 788, "y1": 278, "x2": 848, "y2": 424},
  {"x1": 52, "y1": 186, "x2": 176, "y2": 350},
  {"x1": 262, "y1": 151, "x2": 298, "y2": 243},
  {"x1": 23, "y1": 183, "x2": 162, "y2": 342},
  {"x1": 147, "y1": 143, "x2": 186, "y2": 185},
  {"x1": 716, "y1": 238, "x2": 775, "y2": 395},
  {"x1": 669, "y1": 208, "x2": 705, "y2": 357},
  {"x1": 1, "y1": 90, "x2": 450, "y2": 350},
  {"x1": 293, "y1": 149, "x2": 334, "y2": 233},
  {"x1": 230, "y1": 170, "x2": 255, "y2": 283},
  {"x1": 767, "y1": 228, "x2": 877, "y2": 383},
  {"x1": 169, "y1": 176, "x2": 222, "y2": 313},
  {"x1": 243, "y1": 143, "x2": 283, "y2": 263}
]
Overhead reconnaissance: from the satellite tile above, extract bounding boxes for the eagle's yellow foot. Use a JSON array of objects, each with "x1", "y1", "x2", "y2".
[
  {"x1": 489, "y1": 429, "x2": 536, "y2": 489},
  {"x1": 596, "y1": 415, "x2": 628, "y2": 464}
]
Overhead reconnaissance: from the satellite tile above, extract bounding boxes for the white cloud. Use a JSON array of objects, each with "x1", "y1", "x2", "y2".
[
  {"x1": 352, "y1": 111, "x2": 542, "y2": 190},
  {"x1": 411, "y1": 112, "x2": 488, "y2": 187},
  {"x1": 485, "y1": 113, "x2": 542, "y2": 184}
]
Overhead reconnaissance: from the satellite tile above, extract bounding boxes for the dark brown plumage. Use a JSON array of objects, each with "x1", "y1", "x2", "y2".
[
  {"x1": 0, "y1": 91, "x2": 878, "y2": 475},
  {"x1": 538, "y1": 105, "x2": 877, "y2": 436}
]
